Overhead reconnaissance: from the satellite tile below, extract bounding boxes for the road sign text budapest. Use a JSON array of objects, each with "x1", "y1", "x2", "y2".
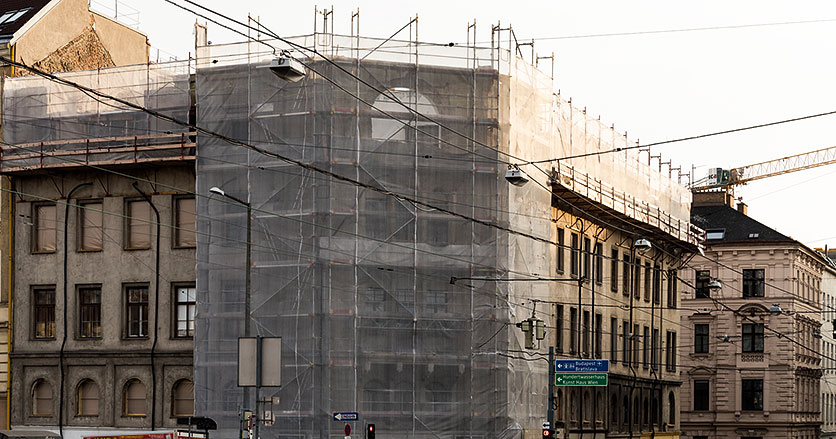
[
  {"x1": 554, "y1": 360, "x2": 609, "y2": 373},
  {"x1": 555, "y1": 373, "x2": 608, "y2": 386}
]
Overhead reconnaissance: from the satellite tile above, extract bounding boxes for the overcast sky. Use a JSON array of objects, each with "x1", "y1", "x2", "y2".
[{"x1": 104, "y1": 0, "x2": 836, "y2": 247}]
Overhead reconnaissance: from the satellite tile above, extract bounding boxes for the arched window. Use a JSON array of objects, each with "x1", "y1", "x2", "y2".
[
  {"x1": 124, "y1": 379, "x2": 147, "y2": 416},
  {"x1": 622, "y1": 396, "x2": 629, "y2": 429},
  {"x1": 570, "y1": 390, "x2": 578, "y2": 423},
  {"x1": 172, "y1": 379, "x2": 194, "y2": 417},
  {"x1": 652, "y1": 396, "x2": 659, "y2": 425},
  {"x1": 610, "y1": 394, "x2": 618, "y2": 431},
  {"x1": 597, "y1": 390, "x2": 605, "y2": 425},
  {"x1": 556, "y1": 389, "x2": 564, "y2": 421},
  {"x1": 32, "y1": 380, "x2": 52, "y2": 416},
  {"x1": 77, "y1": 379, "x2": 99, "y2": 416},
  {"x1": 583, "y1": 390, "x2": 592, "y2": 422},
  {"x1": 643, "y1": 397, "x2": 649, "y2": 428},
  {"x1": 668, "y1": 391, "x2": 676, "y2": 425},
  {"x1": 633, "y1": 396, "x2": 640, "y2": 425}
]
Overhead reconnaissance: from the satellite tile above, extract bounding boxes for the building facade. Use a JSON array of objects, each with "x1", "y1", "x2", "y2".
[
  {"x1": 821, "y1": 256, "x2": 836, "y2": 439},
  {"x1": 680, "y1": 193, "x2": 826, "y2": 439},
  {"x1": 193, "y1": 33, "x2": 701, "y2": 439},
  {"x1": 1, "y1": 62, "x2": 195, "y2": 439}
]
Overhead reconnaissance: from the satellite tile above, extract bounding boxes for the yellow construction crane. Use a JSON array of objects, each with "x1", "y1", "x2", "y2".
[{"x1": 690, "y1": 145, "x2": 836, "y2": 193}]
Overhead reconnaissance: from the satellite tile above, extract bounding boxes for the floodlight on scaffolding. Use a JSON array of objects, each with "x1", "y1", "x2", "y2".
[{"x1": 268, "y1": 55, "x2": 306, "y2": 82}]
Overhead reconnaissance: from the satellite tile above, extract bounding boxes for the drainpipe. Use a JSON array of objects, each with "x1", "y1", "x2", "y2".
[
  {"x1": 133, "y1": 182, "x2": 160, "y2": 430},
  {"x1": 59, "y1": 182, "x2": 91, "y2": 437}
]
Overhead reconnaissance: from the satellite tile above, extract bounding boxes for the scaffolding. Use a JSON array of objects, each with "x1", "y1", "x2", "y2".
[{"x1": 193, "y1": 27, "x2": 699, "y2": 439}]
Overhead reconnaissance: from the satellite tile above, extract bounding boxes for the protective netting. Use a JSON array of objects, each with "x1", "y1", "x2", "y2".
[
  {"x1": 192, "y1": 34, "x2": 694, "y2": 439},
  {"x1": 2, "y1": 62, "x2": 192, "y2": 171}
]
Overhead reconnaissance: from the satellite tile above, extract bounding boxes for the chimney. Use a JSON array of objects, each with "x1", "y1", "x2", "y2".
[
  {"x1": 692, "y1": 191, "x2": 734, "y2": 208},
  {"x1": 737, "y1": 202, "x2": 748, "y2": 215}
]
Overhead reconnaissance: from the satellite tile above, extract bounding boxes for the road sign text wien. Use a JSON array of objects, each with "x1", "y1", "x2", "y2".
[
  {"x1": 554, "y1": 359, "x2": 609, "y2": 373},
  {"x1": 555, "y1": 373, "x2": 608, "y2": 386}
]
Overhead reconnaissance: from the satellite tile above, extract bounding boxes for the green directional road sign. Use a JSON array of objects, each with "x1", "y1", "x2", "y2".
[{"x1": 555, "y1": 373, "x2": 608, "y2": 386}]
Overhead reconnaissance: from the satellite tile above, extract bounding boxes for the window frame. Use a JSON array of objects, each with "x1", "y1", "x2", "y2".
[
  {"x1": 76, "y1": 379, "x2": 100, "y2": 417},
  {"x1": 694, "y1": 324, "x2": 710, "y2": 354},
  {"x1": 32, "y1": 286, "x2": 56, "y2": 340},
  {"x1": 78, "y1": 285, "x2": 102, "y2": 339},
  {"x1": 124, "y1": 198, "x2": 153, "y2": 250},
  {"x1": 594, "y1": 243, "x2": 603, "y2": 285},
  {"x1": 742, "y1": 269, "x2": 765, "y2": 298},
  {"x1": 173, "y1": 284, "x2": 196, "y2": 339},
  {"x1": 742, "y1": 322, "x2": 765, "y2": 353},
  {"x1": 123, "y1": 379, "x2": 147, "y2": 417},
  {"x1": 570, "y1": 233, "x2": 579, "y2": 277},
  {"x1": 555, "y1": 305, "x2": 564, "y2": 353},
  {"x1": 172, "y1": 196, "x2": 196, "y2": 249},
  {"x1": 556, "y1": 228, "x2": 565, "y2": 274},
  {"x1": 172, "y1": 379, "x2": 195, "y2": 417},
  {"x1": 610, "y1": 248, "x2": 619, "y2": 293},
  {"x1": 31, "y1": 202, "x2": 57, "y2": 254},
  {"x1": 124, "y1": 284, "x2": 150, "y2": 339},
  {"x1": 77, "y1": 199, "x2": 104, "y2": 252},
  {"x1": 32, "y1": 379, "x2": 53, "y2": 417},
  {"x1": 695, "y1": 270, "x2": 711, "y2": 298},
  {"x1": 741, "y1": 379, "x2": 764, "y2": 411}
]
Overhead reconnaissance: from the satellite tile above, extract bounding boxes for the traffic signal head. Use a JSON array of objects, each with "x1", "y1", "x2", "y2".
[
  {"x1": 542, "y1": 428, "x2": 553, "y2": 437},
  {"x1": 367, "y1": 423, "x2": 376, "y2": 439}
]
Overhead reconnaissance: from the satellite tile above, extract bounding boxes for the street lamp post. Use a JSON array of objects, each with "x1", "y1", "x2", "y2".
[{"x1": 209, "y1": 186, "x2": 254, "y2": 437}]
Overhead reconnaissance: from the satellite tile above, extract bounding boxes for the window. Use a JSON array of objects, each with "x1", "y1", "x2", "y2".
[
  {"x1": 694, "y1": 324, "x2": 709, "y2": 353},
  {"x1": 175, "y1": 285, "x2": 196, "y2": 338},
  {"x1": 610, "y1": 249, "x2": 619, "y2": 293},
  {"x1": 594, "y1": 243, "x2": 603, "y2": 284},
  {"x1": 595, "y1": 314, "x2": 602, "y2": 358},
  {"x1": 557, "y1": 228, "x2": 565, "y2": 273},
  {"x1": 0, "y1": 8, "x2": 32, "y2": 25},
  {"x1": 742, "y1": 379, "x2": 764, "y2": 411},
  {"x1": 79, "y1": 286, "x2": 102, "y2": 338},
  {"x1": 78, "y1": 200, "x2": 103, "y2": 251},
  {"x1": 33, "y1": 287, "x2": 55, "y2": 339},
  {"x1": 622, "y1": 254, "x2": 631, "y2": 296},
  {"x1": 643, "y1": 326, "x2": 650, "y2": 368},
  {"x1": 570, "y1": 233, "x2": 579, "y2": 277},
  {"x1": 570, "y1": 308, "x2": 578, "y2": 354},
  {"x1": 695, "y1": 270, "x2": 711, "y2": 298},
  {"x1": 583, "y1": 237, "x2": 591, "y2": 280},
  {"x1": 653, "y1": 265, "x2": 661, "y2": 304},
  {"x1": 651, "y1": 329, "x2": 659, "y2": 370},
  {"x1": 77, "y1": 380, "x2": 99, "y2": 416},
  {"x1": 610, "y1": 317, "x2": 618, "y2": 363},
  {"x1": 665, "y1": 331, "x2": 677, "y2": 371},
  {"x1": 172, "y1": 379, "x2": 195, "y2": 416},
  {"x1": 556, "y1": 305, "x2": 564, "y2": 353},
  {"x1": 667, "y1": 270, "x2": 677, "y2": 309},
  {"x1": 364, "y1": 287, "x2": 386, "y2": 312},
  {"x1": 644, "y1": 262, "x2": 651, "y2": 302},
  {"x1": 743, "y1": 269, "x2": 765, "y2": 298},
  {"x1": 425, "y1": 290, "x2": 447, "y2": 314},
  {"x1": 32, "y1": 380, "x2": 52, "y2": 416},
  {"x1": 668, "y1": 391, "x2": 675, "y2": 425},
  {"x1": 124, "y1": 379, "x2": 146, "y2": 416},
  {"x1": 582, "y1": 310, "x2": 590, "y2": 357},
  {"x1": 633, "y1": 324, "x2": 640, "y2": 368},
  {"x1": 126, "y1": 285, "x2": 149, "y2": 338},
  {"x1": 174, "y1": 197, "x2": 196, "y2": 248},
  {"x1": 125, "y1": 199, "x2": 152, "y2": 249},
  {"x1": 623, "y1": 321, "x2": 630, "y2": 365},
  {"x1": 705, "y1": 229, "x2": 725, "y2": 240},
  {"x1": 742, "y1": 323, "x2": 764, "y2": 352},
  {"x1": 33, "y1": 203, "x2": 57, "y2": 253}
]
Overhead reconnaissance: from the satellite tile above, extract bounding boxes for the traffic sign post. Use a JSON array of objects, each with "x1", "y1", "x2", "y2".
[
  {"x1": 554, "y1": 373, "x2": 608, "y2": 386},
  {"x1": 554, "y1": 360, "x2": 609, "y2": 373}
]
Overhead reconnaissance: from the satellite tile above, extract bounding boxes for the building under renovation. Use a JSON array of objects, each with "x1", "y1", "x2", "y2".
[{"x1": 194, "y1": 30, "x2": 702, "y2": 439}]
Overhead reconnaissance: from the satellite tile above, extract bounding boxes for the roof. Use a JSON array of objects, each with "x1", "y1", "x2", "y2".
[
  {"x1": 0, "y1": 0, "x2": 50, "y2": 41},
  {"x1": 691, "y1": 204, "x2": 793, "y2": 244}
]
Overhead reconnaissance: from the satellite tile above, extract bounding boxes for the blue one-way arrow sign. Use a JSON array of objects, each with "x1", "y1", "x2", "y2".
[
  {"x1": 555, "y1": 359, "x2": 609, "y2": 373},
  {"x1": 333, "y1": 412, "x2": 359, "y2": 422}
]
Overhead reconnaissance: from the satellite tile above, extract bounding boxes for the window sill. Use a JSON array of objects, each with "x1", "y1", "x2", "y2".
[
  {"x1": 30, "y1": 251, "x2": 56, "y2": 255},
  {"x1": 172, "y1": 336, "x2": 194, "y2": 340},
  {"x1": 173, "y1": 245, "x2": 196, "y2": 250},
  {"x1": 123, "y1": 414, "x2": 148, "y2": 418},
  {"x1": 77, "y1": 248, "x2": 103, "y2": 253},
  {"x1": 124, "y1": 247, "x2": 151, "y2": 252},
  {"x1": 32, "y1": 337, "x2": 56, "y2": 341},
  {"x1": 123, "y1": 336, "x2": 150, "y2": 341},
  {"x1": 77, "y1": 337, "x2": 102, "y2": 341}
]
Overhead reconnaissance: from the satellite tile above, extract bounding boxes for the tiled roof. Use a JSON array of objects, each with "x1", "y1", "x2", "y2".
[
  {"x1": 0, "y1": 0, "x2": 51, "y2": 40},
  {"x1": 691, "y1": 204, "x2": 794, "y2": 244}
]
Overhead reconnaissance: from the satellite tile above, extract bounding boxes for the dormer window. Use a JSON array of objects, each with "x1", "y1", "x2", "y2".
[
  {"x1": 705, "y1": 229, "x2": 725, "y2": 240},
  {"x1": 748, "y1": 233, "x2": 759, "y2": 239}
]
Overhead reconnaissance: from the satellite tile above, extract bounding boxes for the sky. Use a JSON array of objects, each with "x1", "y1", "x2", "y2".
[{"x1": 99, "y1": 0, "x2": 836, "y2": 248}]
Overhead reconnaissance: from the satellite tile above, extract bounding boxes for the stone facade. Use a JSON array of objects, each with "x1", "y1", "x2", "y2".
[
  {"x1": 680, "y1": 197, "x2": 825, "y2": 439},
  {"x1": 821, "y1": 261, "x2": 836, "y2": 439}
]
